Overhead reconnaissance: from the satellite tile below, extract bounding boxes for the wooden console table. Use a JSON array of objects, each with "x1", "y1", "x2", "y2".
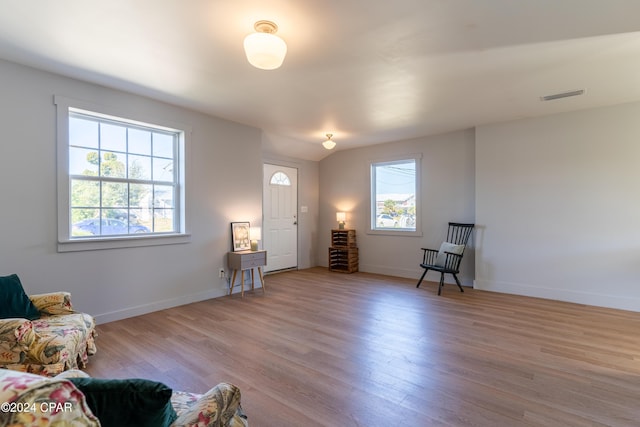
[{"x1": 227, "y1": 250, "x2": 267, "y2": 297}]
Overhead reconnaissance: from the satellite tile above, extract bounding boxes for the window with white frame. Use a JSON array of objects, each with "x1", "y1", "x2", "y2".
[
  {"x1": 270, "y1": 171, "x2": 291, "y2": 186},
  {"x1": 370, "y1": 156, "x2": 421, "y2": 234},
  {"x1": 56, "y1": 96, "x2": 189, "y2": 251}
]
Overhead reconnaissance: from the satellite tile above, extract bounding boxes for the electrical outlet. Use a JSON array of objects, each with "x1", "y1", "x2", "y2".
[{"x1": 218, "y1": 268, "x2": 225, "y2": 278}]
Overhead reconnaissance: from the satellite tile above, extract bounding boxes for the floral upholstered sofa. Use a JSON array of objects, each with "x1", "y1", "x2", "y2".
[
  {"x1": 0, "y1": 369, "x2": 249, "y2": 427},
  {"x1": 0, "y1": 274, "x2": 97, "y2": 376}
]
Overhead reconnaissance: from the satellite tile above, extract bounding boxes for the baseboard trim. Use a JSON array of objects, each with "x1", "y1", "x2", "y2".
[
  {"x1": 94, "y1": 288, "x2": 224, "y2": 324},
  {"x1": 359, "y1": 264, "x2": 474, "y2": 287},
  {"x1": 264, "y1": 267, "x2": 297, "y2": 275},
  {"x1": 474, "y1": 279, "x2": 640, "y2": 312}
]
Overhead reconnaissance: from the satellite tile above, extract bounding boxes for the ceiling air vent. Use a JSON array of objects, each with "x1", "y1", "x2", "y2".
[{"x1": 540, "y1": 89, "x2": 585, "y2": 101}]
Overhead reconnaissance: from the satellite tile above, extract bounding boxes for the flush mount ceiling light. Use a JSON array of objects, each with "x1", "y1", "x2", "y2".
[
  {"x1": 243, "y1": 20, "x2": 287, "y2": 70},
  {"x1": 322, "y1": 133, "x2": 336, "y2": 150}
]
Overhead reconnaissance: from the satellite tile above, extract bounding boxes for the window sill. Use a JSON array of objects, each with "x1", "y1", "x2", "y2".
[
  {"x1": 367, "y1": 228, "x2": 422, "y2": 237},
  {"x1": 57, "y1": 233, "x2": 191, "y2": 252}
]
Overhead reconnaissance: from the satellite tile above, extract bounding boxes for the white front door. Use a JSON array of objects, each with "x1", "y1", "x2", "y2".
[{"x1": 263, "y1": 164, "x2": 298, "y2": 272}]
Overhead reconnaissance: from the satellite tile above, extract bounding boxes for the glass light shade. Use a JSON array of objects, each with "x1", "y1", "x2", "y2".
[
  {"x1": 244, "y1": 33, "x2": 287, "y2": 70},
  {"x1": 322, "y1": 139, "x2": 336, "y2": 150}
]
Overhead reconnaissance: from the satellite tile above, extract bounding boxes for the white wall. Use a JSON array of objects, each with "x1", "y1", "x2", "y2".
[
  {"x1": 8, "y1": 55, "x2": 639, "y2": 321},
  {"x1": 0, "y1": 59, "x2": 263, "y2": 323},
  {"x1": 476, "y1": 102, "x2": 640, "y2": 311},
  {"x1": 318, "y1": 129, "x2": 476, "y2": 285}
]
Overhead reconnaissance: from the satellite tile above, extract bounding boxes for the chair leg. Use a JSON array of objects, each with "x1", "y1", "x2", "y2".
[
  {"x1": 438, "y1": 273, "x2": 445, "y2": 295},
  {"x1": 416, "y1": 268, "x2": 429, "y2": 288},
  {"x1": 453, "y1": 274, "x2": 464, "y2": 293}
]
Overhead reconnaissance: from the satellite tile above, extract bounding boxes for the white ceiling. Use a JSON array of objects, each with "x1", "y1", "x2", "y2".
[{"x1": 2, "y1": 1, "x2": 640, "y2": 160}]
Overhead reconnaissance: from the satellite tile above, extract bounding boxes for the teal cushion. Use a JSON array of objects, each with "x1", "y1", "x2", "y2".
[
  {"x1": 69, "y1": 377, "x2": 177, "y2": 427},
  {"x1": 0, "y1": 274, "x2": 40, "y2": 320}
]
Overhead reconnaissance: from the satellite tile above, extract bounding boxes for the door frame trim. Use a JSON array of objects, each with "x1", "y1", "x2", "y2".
[{"x1": 263, "y1": 163, "x2": 299, "y2": 272}]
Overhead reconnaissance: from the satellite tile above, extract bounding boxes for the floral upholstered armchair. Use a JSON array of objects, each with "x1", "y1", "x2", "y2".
[
  {"x1": 0, "y1": 274, "x2": 97, "y2": 376},
  {"x1": 0, "y1": 369, "x2": 249, "y2": 427}
]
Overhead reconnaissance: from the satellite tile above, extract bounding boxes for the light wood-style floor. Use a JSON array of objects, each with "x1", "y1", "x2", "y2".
[{"x1": 85, "y1": 268, "x2": 640, "y2": 426}]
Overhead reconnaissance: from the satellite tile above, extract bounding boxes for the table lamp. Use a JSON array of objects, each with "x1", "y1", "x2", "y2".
[{"x1": 250, "y1": 227, "x2": 261, "y2": 251}]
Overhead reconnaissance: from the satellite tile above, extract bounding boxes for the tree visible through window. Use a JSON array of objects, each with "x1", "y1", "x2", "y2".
[
  {"x1": 68, "y1": 111, "x2": 180, "y2": 238},
  {"x1": 371, "y1": 158, "x2": 418, "y2": 231}
]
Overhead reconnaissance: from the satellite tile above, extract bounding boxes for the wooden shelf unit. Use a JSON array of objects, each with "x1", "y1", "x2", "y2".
[{"x1": 329, "y1": 229, "x2": 358, "y2": 273}]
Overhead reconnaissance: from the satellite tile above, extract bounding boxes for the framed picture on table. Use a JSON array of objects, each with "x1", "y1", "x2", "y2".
[{"x1": 231, "y1": 222, "x2": 251, "y2": 251}]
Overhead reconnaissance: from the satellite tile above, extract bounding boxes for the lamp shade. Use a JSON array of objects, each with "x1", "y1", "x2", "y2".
[
  {"x1": 244, "y1": 31, "x2": 287, "y2": 70},
  {"x1": 250, "y1": 227, "x2": 262, "y2": 240},
  {"x1": 336, "y1": 212, "x2": 346, "y2": 223},
  {"x1": 322, "y1": 134, "x2": 336, "y2": 150},
  {"x1": 322, "y1": 139, "x2": 336, "y2": 150}
]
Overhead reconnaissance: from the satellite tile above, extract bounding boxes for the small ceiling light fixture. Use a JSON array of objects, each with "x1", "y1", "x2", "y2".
[
  {"x1": 322, "y1": 133, "x2": 336, "y2": 150},
  {"x1": 243, "y1": 20, "x2": 287, "y2": 70}
]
